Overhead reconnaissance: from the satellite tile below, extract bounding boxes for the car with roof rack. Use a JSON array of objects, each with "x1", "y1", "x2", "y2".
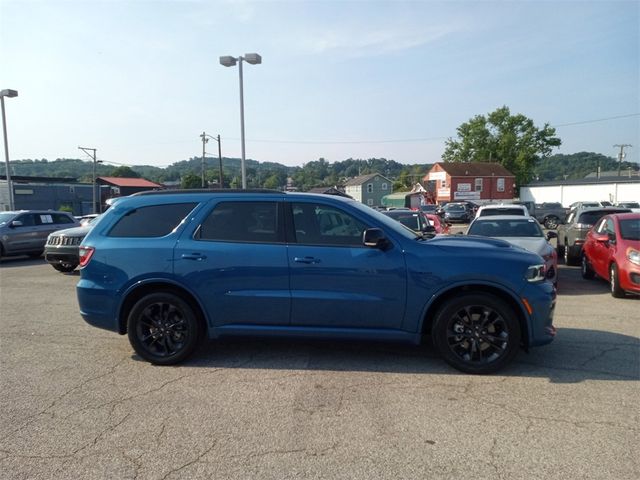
[{"x1": 76, "y1": 189, "x2": 556, "y2": 374}]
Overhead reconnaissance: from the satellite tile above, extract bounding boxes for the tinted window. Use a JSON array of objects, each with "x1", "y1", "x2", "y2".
[
  {"x1": 198, "y1": 202, "x2": 280, "y2": 243},
  {"x1": 479, "y1": 208, "x2": 525, "y2": 217},
  {"x1": 108, "y1": 203, "x2": 196, "y2": 237},
  {"x1": 16, "y1": 214, "x2": 36, "y2": 226},
  {"x1": 386, "y1": 211, "x2": 424, "y2": 231},
  {"x1": 620, "y1": 219, "x2": 640, "y2": 240},
  {"x1": 469, "y1": 219, "x2": 543, "y2": 237},
  {"x1": 53, "y1": 213, "x2": 75, "y2": 225},
  {"x1": 577, "y1": 210, "x2": 629, "y2": 227},
  {"x1": 292, "y1": 203, "x2": 367, "y2": 246}
]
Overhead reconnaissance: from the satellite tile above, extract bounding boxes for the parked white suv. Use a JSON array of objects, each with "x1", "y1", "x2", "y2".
[{"x1": 474, "y1": 204, "x2": 529, "y2": 219}]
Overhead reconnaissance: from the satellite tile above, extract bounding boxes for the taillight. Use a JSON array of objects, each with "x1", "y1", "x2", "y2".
[{"x1": 79, "y1": 246, "x2": 95, "y2": 267}]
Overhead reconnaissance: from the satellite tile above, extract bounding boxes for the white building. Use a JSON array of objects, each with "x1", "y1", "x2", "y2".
[{"x1": 520, "y1": 178, "x2": 640, "y2": 207}]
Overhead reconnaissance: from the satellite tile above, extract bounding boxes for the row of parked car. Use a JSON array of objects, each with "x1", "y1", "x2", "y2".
[{"x1": 379, "y1": 201, "x2": 639, "y2": 298}]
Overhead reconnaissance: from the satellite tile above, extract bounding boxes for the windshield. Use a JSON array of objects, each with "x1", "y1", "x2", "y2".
[
  {"x1": 619, "y1": 219, "x2": 640, "y2": 240},
  {"x1": 618, "y1": 202, "x2": 639, "y2": 208},
  {"x1": 0, "y1": 212, "x2": 17, "y2": 226},
  {"x1": 385, "y1": 211, "x2": 425, "y2": 231},
  {"x1": 479, "y1": 207, "x2": 525, "y2": 217},
  {"x1": 349, "y1": 202, "x2": 419, "y2": 240},
  {"x1": 445, "y1": 204, "x2": 466, "y2": 212},
  {"x1": 468, "y1": 218, "x2": 544, "y2": 237}
]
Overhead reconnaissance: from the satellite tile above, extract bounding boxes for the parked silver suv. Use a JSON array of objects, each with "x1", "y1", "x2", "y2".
[{"x1": 0, "y1": 210, "x2": 80, "y2": 259}]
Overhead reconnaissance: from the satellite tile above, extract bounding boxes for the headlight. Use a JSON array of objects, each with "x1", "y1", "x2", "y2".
[
  {"x1": 525, "y1": 264, "x2": 546, "y2": 282},
  {"x1": 628, "y1": 249, "x2": 640, "y2": 266}
]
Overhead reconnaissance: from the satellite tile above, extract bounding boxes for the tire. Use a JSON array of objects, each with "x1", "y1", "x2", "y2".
[
  {"x1": 544, "y1": 216, "x2": 559, "y2": 230},
  {"x1": 52, "y1": 262, "x2": 78, "y2": 273},
  {"x1": 432, "y1": 293, "x2": 521, "y2": 374},
  {"x1": 609, "y1": 263, "x2": 625, "y2": 298},
  {"x1": 556, "y1": 242, "x2": 565, "y2": 258},
  {"x1": 581, "y1": 255, "x2": 595, "y2": 279},
  {"x1": 564, "y1": 245, "x2": 578, "y2": 266},
  {"x1": 127, "y1": 292, "x2": 202, "y2": 365}
]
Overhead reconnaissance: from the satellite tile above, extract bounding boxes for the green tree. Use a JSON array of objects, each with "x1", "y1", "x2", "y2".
[
  {"x1": 109, "y1": 165, "x2": 141, "y2": 178},
  {"x1": 181, "y1": 173, "x2": 201, "y2": 189},
  {"x1": 442, "y1": 106, "x2": 561, "y2": 188}
]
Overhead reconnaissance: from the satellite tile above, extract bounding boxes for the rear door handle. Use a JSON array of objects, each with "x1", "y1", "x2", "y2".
[
  {"x1": 294, "y1": 256, "x2": 321, "y2": 264},
  {"x1": 181, "y1": 253, "x2": 207, "y2": 261}
]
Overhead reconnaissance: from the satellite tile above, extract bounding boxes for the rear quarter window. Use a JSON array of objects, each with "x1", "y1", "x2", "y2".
[{"x1": 107, "y1": 203, "x2": 197, "y2": 237}]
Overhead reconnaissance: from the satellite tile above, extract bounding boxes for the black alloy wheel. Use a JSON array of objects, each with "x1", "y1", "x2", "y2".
[
  {"x1": 432, "y1": 294, "x2": 521, "y2": 374},
  {"x1": 609, "y1": 264, "x2": 625, "y2": 298},
  {"x1": 581, "y1": 255, "x2": 595, "y2": 279},
  {"x1": 544, "y1": 216, "x2": 559, "y2": 230},
  {"x1": 127, "y1": 292, "x2": 202, "y2": 365}
]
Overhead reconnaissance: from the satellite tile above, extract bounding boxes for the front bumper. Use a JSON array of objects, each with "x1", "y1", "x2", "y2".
[
  {"x1": 521, "y1": 281, "x2": 556, "y2": 347},
  {"x1": 44, "y1": 246, "x2": 79, "y2": 265}
]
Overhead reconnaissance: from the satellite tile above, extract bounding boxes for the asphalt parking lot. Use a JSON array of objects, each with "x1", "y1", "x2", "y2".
[{"x1": 1, "y1": 254, "x2": 638, "y2": 480}]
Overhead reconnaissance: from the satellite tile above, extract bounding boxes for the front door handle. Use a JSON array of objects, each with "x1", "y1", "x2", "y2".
[
  {"x1": 294, "y1": 256, "x2": 321, "y2": 264},
  {"x1": 181, "y1": 253, "x2": 207, "y2": 261}
]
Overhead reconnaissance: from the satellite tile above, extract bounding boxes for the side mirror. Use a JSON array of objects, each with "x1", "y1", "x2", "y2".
[
  {"x1": 546, "y1": 231, "x2": 558, "y2": 240},
  {"x1": 363, "y1": 228, "x2": 391, "y2": 250},
  {"x1": 9, "y1": 220, "x2": 23, "y2": 228}
]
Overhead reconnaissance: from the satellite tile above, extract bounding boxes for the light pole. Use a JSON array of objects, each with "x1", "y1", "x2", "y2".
[
  {"x1": 78, "y1": 147, "x2": 101, "y2": 213},
  {"x1": 200, "y1": 132, "x2": 224, "y2": 188},
  {"x1": 1, "y1": 89, "x2": 18, "y2": 210},
  {"x1": 219, "y1": 53, "x2": 262, "y2": 189}
]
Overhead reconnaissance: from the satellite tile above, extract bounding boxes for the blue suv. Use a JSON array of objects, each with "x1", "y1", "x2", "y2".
[{"x1": 77, "y1": 190, "x2": 556, "y2": 374}]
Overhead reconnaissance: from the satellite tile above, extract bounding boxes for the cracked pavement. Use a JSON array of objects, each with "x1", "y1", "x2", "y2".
[{"x1": 0, "y1": 258, "x2": 638, "y2": 479}]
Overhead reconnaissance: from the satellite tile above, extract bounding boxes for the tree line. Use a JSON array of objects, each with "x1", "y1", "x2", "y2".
[{"x1": 9, "y1": 107, "x2": 637, "y2": 191}]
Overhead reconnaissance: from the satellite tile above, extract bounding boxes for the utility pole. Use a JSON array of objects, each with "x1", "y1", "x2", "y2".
[
  {"x1": 78, "y1": 146, "x2": 98, "y2": 214},
  {"x1": 200, "y1": 132, "x2": 224, "y2": 188},
  {"x1": 216, "y1": 134, "x2": 223, "y2": 188},
  {"x1": 200, "y1": 132, "x2": 207, "y2": 188},
  {"x1": 614, "y1": 144, "x2": 632, "y2": 177}
]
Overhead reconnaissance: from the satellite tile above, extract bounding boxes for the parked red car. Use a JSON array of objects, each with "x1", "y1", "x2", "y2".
[
  {"x1": 581, "y1": 213, "x2": 640, "y2": 297},
  {"x1": 425, "y1": 213, "x2": 451, "y2": 234}
]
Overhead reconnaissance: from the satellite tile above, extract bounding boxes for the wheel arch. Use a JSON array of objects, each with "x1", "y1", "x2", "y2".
[
  {"x1": 419, "y1": 284, "x2": 530, "y2": 349},
  {"x1": 118, "y1": 281, "x2": 208, "y2": 335}
]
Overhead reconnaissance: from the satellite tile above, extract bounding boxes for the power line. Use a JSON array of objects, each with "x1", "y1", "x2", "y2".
[{"x1": 552, "y1": 113, "x2": 640, "y2": 128}]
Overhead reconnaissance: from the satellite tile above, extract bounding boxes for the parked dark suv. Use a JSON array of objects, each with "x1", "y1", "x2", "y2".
[
  {"x1": 77, "y1": 190, "x2": 556, "y2": 374},
  {"x1": 557, "y1": 207, "x2": 631, "y2": 265},
  {"x1": 0, "y1": 210, "x2": 79, "y2": 259}
]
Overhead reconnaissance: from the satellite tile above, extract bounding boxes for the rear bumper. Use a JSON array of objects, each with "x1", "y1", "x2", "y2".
[
  {"x1": 77, "y1": 279, "x2": 121, "y2": 333},
  {"x1": 45, "y1": 246, "x2": 79, "y2": 265}
]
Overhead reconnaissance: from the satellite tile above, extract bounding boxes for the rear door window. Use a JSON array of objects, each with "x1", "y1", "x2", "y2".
[
  {"x1": 196, "y1": 201, "x2": 281, "y2": 243},
  {"x1": 108, "y1": 203, "x2": 197, "y2": 237}
]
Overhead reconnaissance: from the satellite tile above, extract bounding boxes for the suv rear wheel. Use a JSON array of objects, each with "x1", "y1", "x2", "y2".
[
  {"x1": 432, "y1": 293, "x2": 521, "y2": 374},
  {"x1": 127, "y1": 292, "x2": 202, "y2": 365},
  {"x1": 544, "y1": 216, "x2": 559, "y2": 229}
]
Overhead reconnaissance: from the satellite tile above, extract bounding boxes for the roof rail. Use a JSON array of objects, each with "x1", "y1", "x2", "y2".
[{"x1": 131, "y1": 188, "x2": 284, "y2": 196}]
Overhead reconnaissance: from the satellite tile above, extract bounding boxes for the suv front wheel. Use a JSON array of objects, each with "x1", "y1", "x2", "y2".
[
  {"x1": 127, "y1": 292, "x2": 202, "y2": 365},
  {"x1": 432, "y1": 293, "x2": 521, "y2": 374}
]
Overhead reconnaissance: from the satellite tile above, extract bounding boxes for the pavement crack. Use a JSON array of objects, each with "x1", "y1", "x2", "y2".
[{"x1": 159, "y1": 441, "x2": 217, "y2": 480}]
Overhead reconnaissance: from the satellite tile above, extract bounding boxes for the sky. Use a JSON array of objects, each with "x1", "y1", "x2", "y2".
[{"x1": 1, "y1": 0, "x2": 638, "y2": 170}]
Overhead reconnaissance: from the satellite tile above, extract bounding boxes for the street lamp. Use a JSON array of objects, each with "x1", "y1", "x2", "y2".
[
  {"x1": 200, "y1": 132, "x2": 224, "y2": 188},
  {"x1": 219, "y1": 53, "x2": 262, "y2": 189},
  {"x1": 1, "y1": 89, "x2": 18, "y2": 210}
]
